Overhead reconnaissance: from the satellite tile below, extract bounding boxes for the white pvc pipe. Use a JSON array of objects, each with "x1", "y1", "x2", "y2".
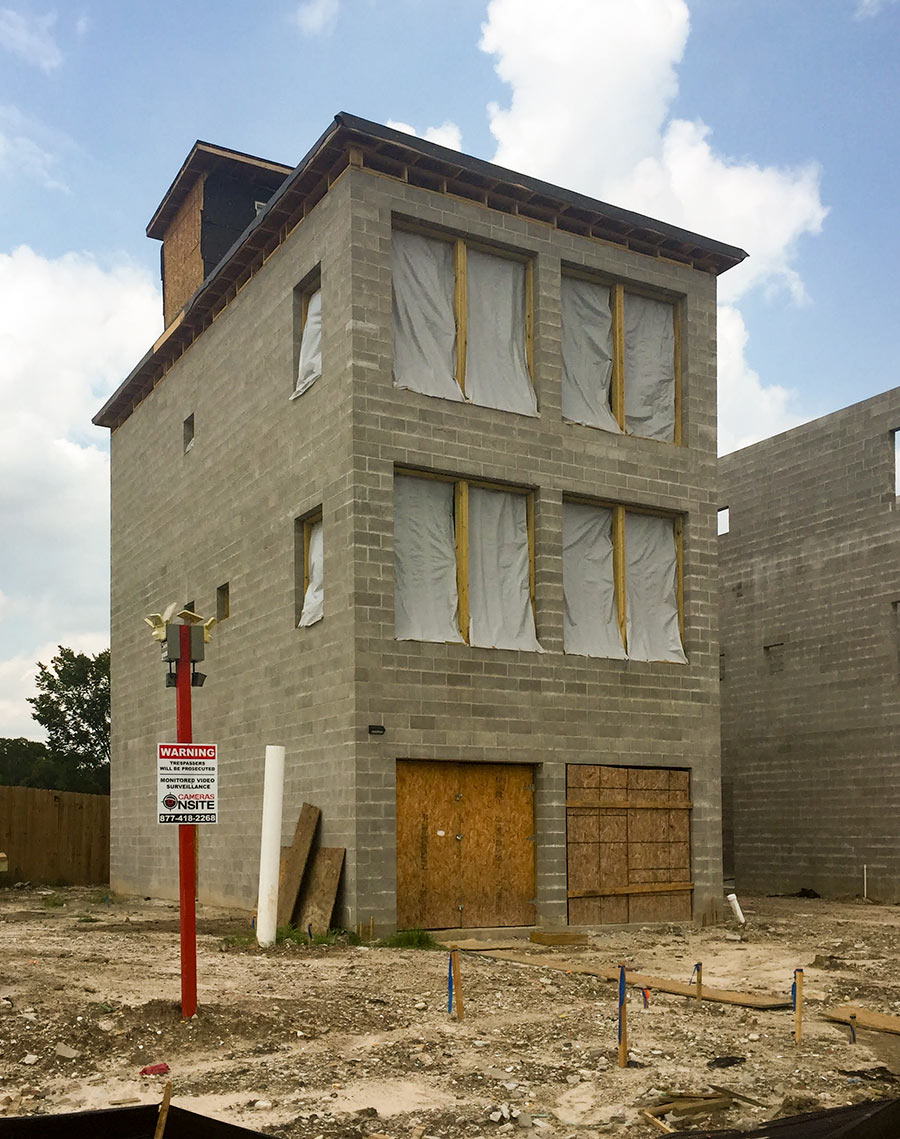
[
  {"x1": 726, "y1": 892, "x2": 746, "y2": 925},
  {"x1": 256, "y1": 745, "x2": 285, "y2": 947}
]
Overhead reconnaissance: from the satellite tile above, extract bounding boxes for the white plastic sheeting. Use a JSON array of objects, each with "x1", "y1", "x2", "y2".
[
  {"x1": 560, "y1": 276, "x2": 621, "y2": 433},
  {"x1": 292, "y1": 287, "x2": 322, "y2": 399},
  {"x1": 624, "y1": 294, "x2": 675, "y2": 441},
  {"x1": 624, "y1": 513, "x2": 686, "y2": 663},
  {"x1": 468, "y1": 487, "x2": 542, "y2": 651},
  {"x1": 466, "y1": 249, "x2": 537, "y2": 416},
  {"x1": 393, "y1": 476, "x2": 463, "y2": 643},
  {"x1": 298, "y1": 519, "x2": 324, "y2": 627},
  {"x1": 391, "y1": 230, "x2": 461, "y2": 401},
  {"x1": 562, "y1": 502, "x2": 626, "y2": 658}
]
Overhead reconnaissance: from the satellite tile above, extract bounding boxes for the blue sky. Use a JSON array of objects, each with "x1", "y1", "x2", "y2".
[{"x1": 1, "y1": 0, "x2": 898, "y2": 737}]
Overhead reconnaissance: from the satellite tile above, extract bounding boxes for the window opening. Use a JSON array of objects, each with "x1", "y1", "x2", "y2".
[
  {"x1": 893, "y1": 430, "x2": 900, "y2": 496},
  {"x1": 183, "y1": 414, "x2": 194, "y2": 453},
  {"x1": 717, "y1": 507, "x2": 730, "y2": 535},
  {"x1": 291, "y1": 277, "x2": 322, "y2": 399},
  {"x1": 394, "y1": 471, "x2": 541, "y2": 651},
  {"x1": 561, "y1": 273, "x2": 680, "y2": 442},
  {"x1": 296, "y1": 511, "x2": 324, "y2": 626},
  {"x1": 216, "y1": 583, "x2": 230, "y2": 622},
  {"x1": 392, "y1": 227, "x2": 537, "y2": 416},
  {"x1": 562, "y1": 499, "x2": 686, "y2": 663}
]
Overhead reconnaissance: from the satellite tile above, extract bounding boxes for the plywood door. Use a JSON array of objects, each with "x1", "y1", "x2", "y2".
[
  {"x1": 396, "y1": 760, "x2": 536, "y2": 929},
  {"x1": 566, "y1": 765, "x2": 692, "y2": 925}
]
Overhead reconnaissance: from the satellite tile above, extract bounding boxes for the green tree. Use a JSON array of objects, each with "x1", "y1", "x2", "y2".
[
  {"x1": 27, "y1": 647, "x2": 110, "y2": 791},
  {"x1": 0, "y1": 737, "x2": 53, "y2": 786}
]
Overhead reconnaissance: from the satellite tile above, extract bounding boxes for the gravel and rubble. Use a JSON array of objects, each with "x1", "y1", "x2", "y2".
[{"x1": 0, "y1": 887, "x2": 898, "y2": 1136}]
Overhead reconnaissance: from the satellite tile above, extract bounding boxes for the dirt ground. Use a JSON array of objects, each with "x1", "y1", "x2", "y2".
[{"x1": 1, "y1": 887, "x2": 899, "y2": 1136}]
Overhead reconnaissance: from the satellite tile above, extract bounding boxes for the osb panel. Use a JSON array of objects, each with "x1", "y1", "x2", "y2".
[
  {"x1": 567, "y1": 764, "x2": 599, "y2": 791},
  {"x1": 669, "y1": 842, "x2": 691, "y2": 871},
  {"x1": 670, "y1": 810, "x2": 690, "y2": 843},
  {"x1": 597, "y1": 811, "x2": 627, "y2": 843},
  {"x1": 458, "y1": 763, "x2": 535, "y2": 928},
  {"x1": 669, "y1": 769, "x2": 691, "y2": 797},
  {"x1": 629, "y1": 767, "x2": 671, "y2": 791},
  {"x1": 566, "y1": 809, "x2": 600, "y2": 844},
  {"x1": 629, "y1": 867, "x2": 681, "y2": 884},
  {"x1": 397, "y1": 761, "x2": 535, "y2": 930},
  {"x1": 628, "y1": 842, "x2": 671, "y2": 872},
  {"x1": 568, "y1": 896, "x2": 603, "y2": 924},
  {"x1": 629, "y1": 891, "x2": 692, "y2": 923},
  {"x1": 601, "y1": 896, "x2": 630, "y2": 924},
  {"x1": 567, "y1": 843, "x2": 599, "y2": 892},
  {"x1": 162, "y1": 177, "x2": 204, "y2": 327},
  {"x1": 598, "y1": 842, "x2": 628, "y2": 888},
  {"x1": 627, "y1": 808, "x2": 671, "y2": 843},
  {"x1": 600, "y1": 766, "x2": 628, "y2": 790}
]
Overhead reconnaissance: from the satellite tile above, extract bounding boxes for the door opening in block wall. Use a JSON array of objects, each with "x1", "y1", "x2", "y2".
[
  {"x1": 395, "y1": 760, "x2": 536, "y2": 929},
  {"x1": 566, "y1": 764, "x2": 692, "y2": 924}
]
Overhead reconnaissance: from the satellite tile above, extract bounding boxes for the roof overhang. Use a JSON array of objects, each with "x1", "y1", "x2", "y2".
[{"x1": 95, "y1": 113, "x2": 748, "y2": 431}]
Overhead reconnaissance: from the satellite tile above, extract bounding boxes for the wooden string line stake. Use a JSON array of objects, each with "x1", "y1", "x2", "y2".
[
  {"x1": 793, "y1": 968, "x2": 804, "y2": 1043},
  {"x1": 450, "y1": 946, "x2": 464, "y2": 1021},
  {"x1": 849, "y1": 1012, "x2": 857, "y2": 1044},
  {"x1": 617, "y1": 964, "x2": 628, "y2": 1068},
  {"x1": 696, "y1": 962, "x2": 703, "y2": 1002},
  {"x1": 369, "y1": 915, "x2": 375, "y2": 940},
  {"x1": 154, "y1": 1082, "x2": 173, "y2": 1139}
]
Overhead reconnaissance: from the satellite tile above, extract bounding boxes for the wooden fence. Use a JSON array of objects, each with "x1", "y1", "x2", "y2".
[{"x1": 0, "y1": 785, "x2": 109, "y2": 885}]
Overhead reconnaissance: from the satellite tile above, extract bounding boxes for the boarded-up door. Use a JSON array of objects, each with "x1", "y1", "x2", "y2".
[
  {"x1": 566, "y1": 765, "x2": 692, "y2": 924},
  {"x1": 396, "y1": 760, "x2": 536, "y2": 929}
]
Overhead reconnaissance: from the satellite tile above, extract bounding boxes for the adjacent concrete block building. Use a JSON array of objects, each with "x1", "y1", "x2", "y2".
[
  {"x1": 719, "y1": 389, "x2": 900, "y2": 903},
  {"x1": 95, "y1": 114, "x2": 744, "y2": 929}
]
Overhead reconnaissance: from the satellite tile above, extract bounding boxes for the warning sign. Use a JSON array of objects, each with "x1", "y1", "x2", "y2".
[{"x1": 157, "y1": 743, "x2": 218, "y2": 824}]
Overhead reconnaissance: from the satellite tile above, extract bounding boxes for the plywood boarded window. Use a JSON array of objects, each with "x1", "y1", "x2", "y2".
[
  {"x1": 562, "y1": 500, "x2": 686, "y2": 663},
  {"x1": 392, "y1": 227, "x2": 537, "y2": 416},
  {"x1": 566, "y1": 764, "x2": 692, "y2": 925},
  {"x1": 561, "y1": 273, "x2": 680, "y2": 442},
  {"x1": 396, "y1": 760, "x2": 536, "y2": 929},
  {"x1": 394, "y1": 471, "x2": 542, "y2": 651}
]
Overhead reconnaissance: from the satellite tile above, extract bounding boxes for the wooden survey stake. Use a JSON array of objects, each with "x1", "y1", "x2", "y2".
[
  {"x1": 794, "y1": 968, "x2": 803, "y2": 1043},
  {"x1": 450, "y1": 947, "x2": 464, "y2": 1020}
]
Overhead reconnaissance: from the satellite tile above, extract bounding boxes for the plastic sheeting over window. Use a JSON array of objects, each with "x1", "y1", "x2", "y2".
[
  {"x1": 624, "y1": 294, "x2": 675, "y2": 441},
  {"x1": 394, "y1": 476, "x2": 463, "y2": 643},
  {"x1": 561, "y1": 277, "x2": 620, "y2": 434},
  {"x1": 562, "y1": 503, "x2": 625, "y2": 658},
  {"x1": 292, "y1": 287, "x2": 322, "y2": 399},
  {"x1": 465, "y1": 249, "x2": 537, "y2": 416},
  {"x1": 625, "y1": 513, "x2": 685, "y2": 663},
  {"x1": 392, "y1": 231, "x2": 460, "y2": 401},
  {"x1": 468, "y1": 487, "x2": 542, "y2": 651},
  {"x1": 298, "y1": 519, "x2": 324, "y2": 627}
]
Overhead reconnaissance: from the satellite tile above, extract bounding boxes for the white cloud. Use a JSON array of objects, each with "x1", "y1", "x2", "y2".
[
  {"x1": 0, "y1": 245, "x2": 161, "y2": 738},
  {"x1": 717, "y1": 306, "x2": 805, "y2": 455},
  {"x1": 386, "y1": 119, "x2": 463, "y2": 151},
  {"x1": 0, "y1": 104, "x2": 69, "y2": 192},
  {"x1": 855, "y1": 0, "x2": 898, "y2": 16},
  {"x1": 0, "y1": 7, "x2": 62, "y2": 70},
  {"x1": 293, "y1": 0, "x2": 339, "y2": 35},
  {"x1": 479, "y1": 0, "x2": 828, "y2": 451}
]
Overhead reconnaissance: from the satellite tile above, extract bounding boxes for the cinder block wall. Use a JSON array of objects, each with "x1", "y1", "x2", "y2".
[
  {"x1": 343, "y1": 168, "x2": 724, "y2": 928},
  {"x1": 110, "y1": 175, "x2": 360, "y2": 910},
  {"x1": 719, "y1": 388, "x2": 900, "y2": 902}
]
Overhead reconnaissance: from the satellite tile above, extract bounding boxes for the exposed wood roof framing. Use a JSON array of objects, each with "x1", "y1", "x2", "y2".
[{"x1": 95, "y1": 113, "x2": 746, "y2": 430}]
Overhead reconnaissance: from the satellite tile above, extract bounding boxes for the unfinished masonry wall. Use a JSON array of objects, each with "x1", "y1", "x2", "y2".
[
  {"x1": 343, "y1": 167, "x2": 724, "y2": 929},
  {"x1": 719, "y1": 388, "x2": 900, "y2": 903},
  {"x1": 109, "y1": 174, "x2": 359, "y2": 911}
]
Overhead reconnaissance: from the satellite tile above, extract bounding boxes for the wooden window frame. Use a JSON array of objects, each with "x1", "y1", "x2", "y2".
[
  {"x1": 563, "y1": 268, "x2": 683, "y2": 444},
  {"x1": 394, "y1": 221, "x2": 535, "y2": 403},
  {"x1": 294, "y1": 507, "x2": 323, "y2": 626},
  {"x1": 565, "y1": 495, "x2": 684, "y2": 652},
  {"x1": 396, "y1": 468, "x2": 536, "y2": 644}
]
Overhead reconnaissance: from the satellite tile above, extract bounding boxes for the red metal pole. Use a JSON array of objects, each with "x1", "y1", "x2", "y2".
[{"x1": 175, "y1": 624, "x2": 198, "y2": 1019}]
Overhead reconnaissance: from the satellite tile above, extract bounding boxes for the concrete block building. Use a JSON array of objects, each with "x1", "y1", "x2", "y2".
[
  {"x1": 95, "y1": 114, "x2": 745, "y2": 930},
  {"x1": 719, "y1": 389, "x2": 900, "y2": 903}
]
